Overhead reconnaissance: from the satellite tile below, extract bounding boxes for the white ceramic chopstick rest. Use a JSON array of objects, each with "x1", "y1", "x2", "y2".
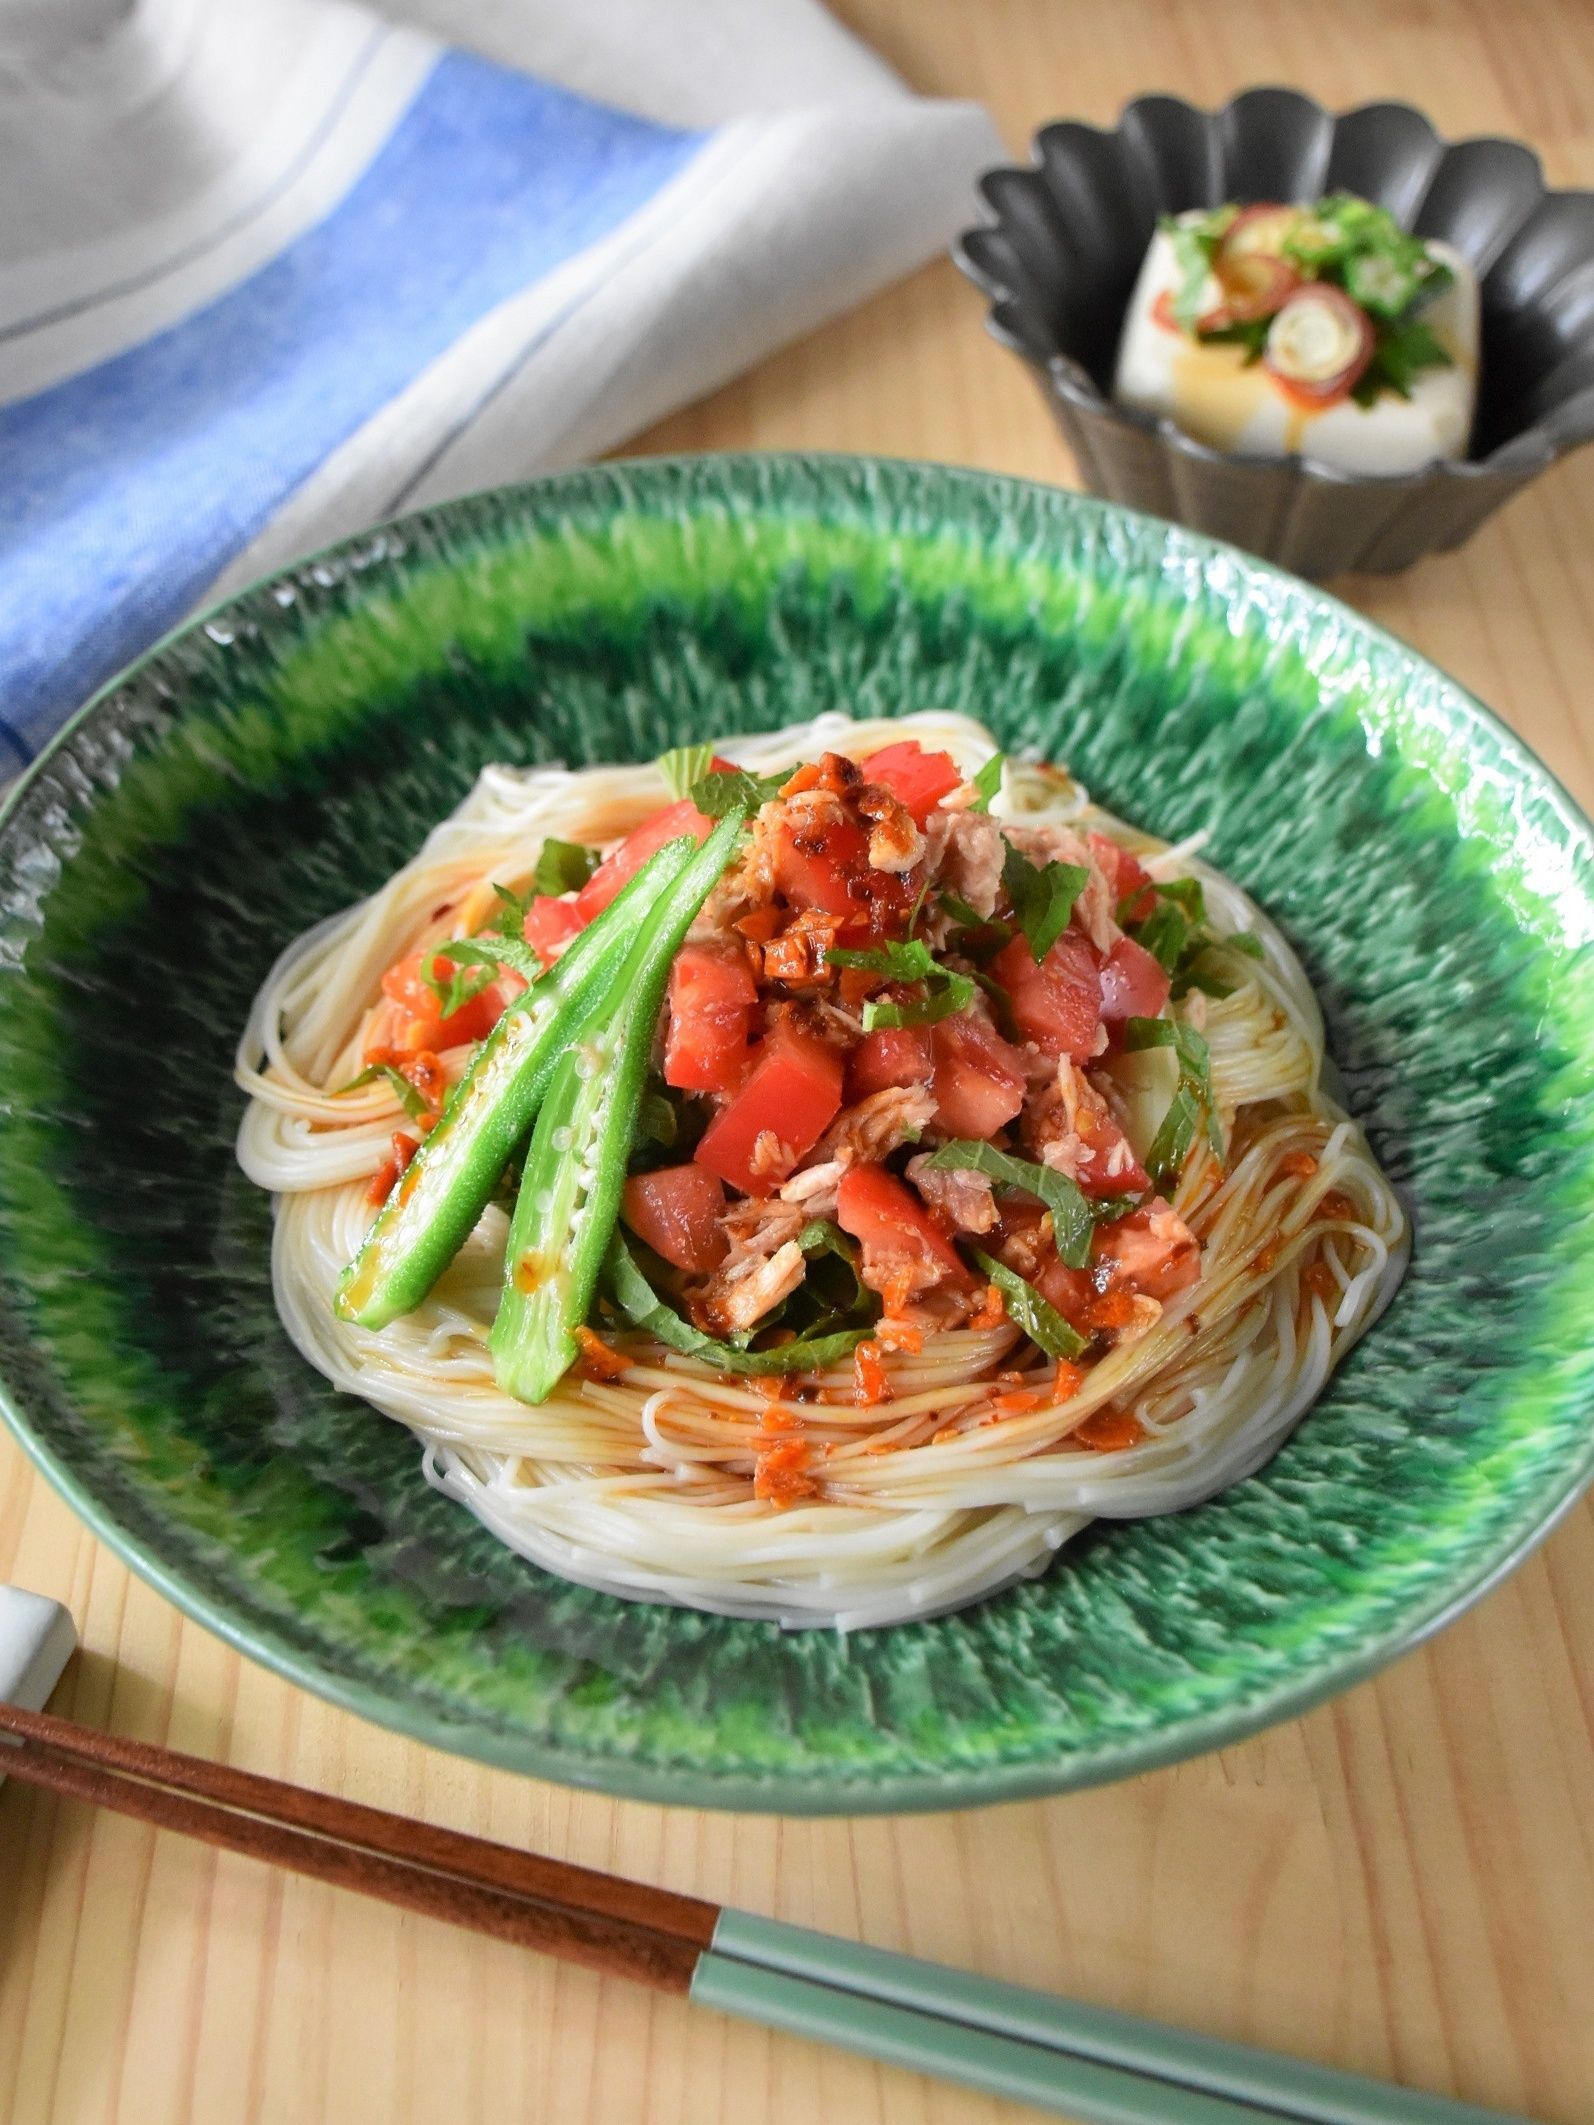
[{"x1": 0, "y1": 1586, "x2": 75, "y2": 1779}]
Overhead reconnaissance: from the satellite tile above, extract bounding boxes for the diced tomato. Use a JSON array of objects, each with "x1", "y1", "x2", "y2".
[
  {"x1": 1036, "y1": 1256, "x2": 1097, "y2": 1333},
  {"x1": 1088, "y1": 832, "x2": 1156, "y2": 924},
  {"x1": 993, "y1": 929, "x2": 1102, "y2": 1062},
  {"x1": 1066, "y1": 1074, "x2": 1150, "y2": 1199},
  {"x1": 1093, "y1": 1197, "x2": 1201, "y2": 1300},
  {"x1": 929, "y1": 1010, "x2": 1026, "y2": 1138},
  {"x1": 575, "y1": 798, "x2": 713, "y2": 922},
  {"x1": 858, "y1": 741, "x2": 962, "y2": 826},
  {"x1": 846, "y1": 1023, "x2": 935, "y2": 1101},
  {"x1": 622, "y1": 1164, "x2": 728, "y2": 1275},
  {"x1": 380, "y1": 949, "x2": 505, "y2": 1051},
  {"x1": 1097, "y1": 935, "x2": 1171, "y2": 1024},
  {"x1": 664, "y1": 943, "x2": 758, "y2": 1094},
  {"x1": 771, "y1": 809, "x2": 873, "y2": 919},
  {"x1": 695, "y1": 1022, "x2": 844, "y2": 1195},
  {"x1": 837, "y1": 1164, "x2": 966, "y2": 1286},
  {"x1": 521, "y1": 895, "x2": 584, "y2": 968}
]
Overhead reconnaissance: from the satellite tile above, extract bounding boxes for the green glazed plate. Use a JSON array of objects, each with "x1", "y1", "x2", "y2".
[{"x1": 1, "y1": 456, "x2": 1591, "y2": 1814}]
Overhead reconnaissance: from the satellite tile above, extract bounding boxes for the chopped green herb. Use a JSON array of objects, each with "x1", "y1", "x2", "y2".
[
  {"x1": 1142, "y1": 1082, "x2": 1204, "y2": 1190},
  {"x1": 1161, "y1": 208, "x2": 1230, "y2": 330},
  {"x1": 1353, "y1": 313, "x2": 1452, "y2": 404},
  {"x1": 798, "y1": 1217, "x2": 860, "y2": 1262},
  {"x1": 532, "y1": 838, "x2": 599, "y2": 896},
  {"x1": 1001, "y1": 841, "x2": 1089, "y2": 963},
  {"x1": 421, "y1": 957, "x2": 496, "y2": 1023},
  {"x1": 1152, "y1": 876, "x2": 1206, "y2": 919},
  {"x1": 969, "y1": 752, "x2": 1005, "y2": 812},
  {"x1": 1088, "y1": 1195, "x2": 1144, "y2": 1226},
  {"x1": 1130, "y1": 898, "x2": 1191, "y2": 976},
  {"x1": 1124, "y1": 877, "x2": 1262, "y2": 999},
  {"x1": 433, "y1": 934, "x2": 542, "y2": 985},
  {"x1": 635, "y1": 1088, "x2": 678, "y2": 1149},
  {"x1": 1173, "y1": 968, "x2": 1237, "y2": 1002},
  {"x1": 1160, "y1": 194, "x2": 1455, "y2": 408},
  {"x1": 971, "y1": 1251, "x2": 1088, "y2": 1361},
  {"x1": 793, "y1": 1219, "x2": 873, "y2": 1329},
  {"x1": 827, "y1": 937, "x2": 974, "y2": 1032},
  {"x1": 689, "y1": 766, "x2": 787, "y2": 818},
  {"x1": 970, "y1": 967, "x2": 1019, "y2": 1038},
  {"x1": 1199, "y1": 314, "x2": 1271, "y2": 364},
  {"x1": 939, "y1": 888, "x2": 1013, "y2": 962},
  {"x1": 827, "y1": 938, "x2": 937, "y2": 981},
  {"x1": 1168, "y1": 924, "x2": 1266, "y2": 1000},
  {"x1": 939, "y1": 888, "x2": 1002, "y2": 932},
  {"x1": 656, "y1": 744, "x2": 715, "y2": 800},
  {"x1": 1123, "y1": 1015, "x2": 1223, "y2": 1182},
  {"x1": 924, "y1": 1140, "x2": 1096, "y2": 1267},
  {"x1": 862, "y1": 972, "x2": 974, "y2": 1031},
  {"x1": 605, "y1": 1231, "x2": 873, "y2": 1374},
  {"x1": 904, "y1": 869, "x2": 936, "y2": 941},
  {"x1": 488, "y1": 882, "x2": 534, "y2": 941},
  {"x1": 334, "y1": 1061, "x2": 431, "y2": 1123}
]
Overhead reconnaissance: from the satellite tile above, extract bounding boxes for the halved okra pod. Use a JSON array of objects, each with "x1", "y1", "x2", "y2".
[
  {"x1": 335, "y1": 840, "x2": 698, "y2": 1331},
  {"x1": 489, "y1": 810, "x2": 745, "y2": 1404}
]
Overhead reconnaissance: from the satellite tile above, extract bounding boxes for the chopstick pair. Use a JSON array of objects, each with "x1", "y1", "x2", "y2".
[{"x1": 0, "y1": 1701, "x2": 1530, "y2": 2125}]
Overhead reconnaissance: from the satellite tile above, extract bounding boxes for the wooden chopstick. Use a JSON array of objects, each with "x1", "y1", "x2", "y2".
[
  {"x1": 0, "y1": 1701, "x2": 1534, "y2": 2125},
  {"x1": 0, "y1": 1699, "x2": 712, "y2": 1950},
  {"x1": 0, "y1": 1703, "x2": 704, "y2": 1993}
]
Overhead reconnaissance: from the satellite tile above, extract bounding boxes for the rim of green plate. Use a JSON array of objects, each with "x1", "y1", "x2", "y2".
[{"x1": 2, "y1": 452, "x2": 1592, "y2": 1814}]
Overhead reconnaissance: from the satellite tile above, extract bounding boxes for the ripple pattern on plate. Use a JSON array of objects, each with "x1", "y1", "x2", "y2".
[
  {"x1": 955, "y1": 88, "x2": 1594, "y2": 576},
  {"x1": 0, "y1": 458, "x2": 1590, "y2": 1812}
]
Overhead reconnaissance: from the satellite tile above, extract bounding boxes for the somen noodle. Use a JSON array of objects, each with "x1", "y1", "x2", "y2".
[{"x1": 236, "y1": 712, "x2": 1407, "y2": 1629}]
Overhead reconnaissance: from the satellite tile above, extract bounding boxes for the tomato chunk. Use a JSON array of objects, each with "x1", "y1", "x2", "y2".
[
  {"x1": 380, "y1": 949, "x2": 505, "y2": 1052},
  {"x1": 929, "y1": 1010, "x2": 1026, "y2": 1138},
  {"x1": 1093, "y1": 1197, "x2": 1201, "y2": 1299},
  {"x1": 695, "y1": 1022, "x2": 844, "y2": 1195},
  {"x1": 1097, "y1": 935, "x2": 1171, "y2": 1024},
  {"x1": 858, "y1": 741, "x2": 962, "y2": 826},
  {"x1": 1035, "y1": 1255, "x2": 1097, "y2": 1333},
  {"x1": 622, "y1": 1164, "x2": 728, "y2": 1274},
  {"x1": 521, "y1": 895, "x2": 584, "y2": 968},
  {"x1": 993, "y1": 929, "x2": 1102, "y2": 1061},
  {"x1": 664, "y1": 943, "x2": 758, "y2": 1095},
  {"x1": 575, "y1": 799, "x2": 713, "y2": 922},
  {"x1": 1087, "y1": 832, "x2": 1156, "y2": 923},
  {"x1": 771, "y1": 809, "x2": 872, "y2": 919},
  {"x1": 837, "y1": 1163, "x2": 966, "y2": 1287},
  {"x1": 1064, "y1": 1072, "x2": 1150, "y2": 1199},
  {"x1": 846, "y1": 1023, "x2": 935, "y2": 1101}
]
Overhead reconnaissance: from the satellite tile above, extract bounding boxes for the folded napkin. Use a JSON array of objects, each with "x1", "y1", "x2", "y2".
[{"x1": 0, "y1": 0, "x2": 998, "y2": 766}]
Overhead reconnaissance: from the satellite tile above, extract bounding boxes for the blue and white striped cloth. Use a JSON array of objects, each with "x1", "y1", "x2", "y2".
[{"x1": 0, "y1": 0, "x2": 997, "y2": 767}]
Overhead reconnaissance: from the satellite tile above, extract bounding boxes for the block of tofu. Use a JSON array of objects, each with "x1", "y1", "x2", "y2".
[{"x1": 1113, "y1": 219, "x2": 1479, "y2": 474}]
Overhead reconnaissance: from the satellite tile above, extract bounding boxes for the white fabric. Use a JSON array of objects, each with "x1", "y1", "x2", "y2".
[{"x1": 0, "y1": 0, "x2": 999, "y2": 611}]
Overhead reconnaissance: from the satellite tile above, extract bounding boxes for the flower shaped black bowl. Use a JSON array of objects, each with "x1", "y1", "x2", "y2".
[{"x1": 955, "y1": 87, "x2": 1594, "y2": 576}]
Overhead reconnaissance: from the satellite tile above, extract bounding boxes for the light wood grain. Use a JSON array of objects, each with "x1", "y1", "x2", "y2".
[{"x1": 4, "y1": 4, "x2": 1594, "y2": 2121}]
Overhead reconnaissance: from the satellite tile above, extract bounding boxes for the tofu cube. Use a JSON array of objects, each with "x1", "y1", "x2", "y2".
[{"x1": 1112, "y1": 219, "x2": 1478, "y2": 474}]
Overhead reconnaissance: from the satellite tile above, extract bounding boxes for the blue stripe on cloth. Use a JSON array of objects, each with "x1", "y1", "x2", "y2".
[{"x1": 0, "y1": 51, "x2": 707, "y2": 758}]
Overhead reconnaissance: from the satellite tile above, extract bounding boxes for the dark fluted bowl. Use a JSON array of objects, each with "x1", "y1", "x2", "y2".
[{"x1": 955, "y1": 87, "x2": 1594, "y2": 577}]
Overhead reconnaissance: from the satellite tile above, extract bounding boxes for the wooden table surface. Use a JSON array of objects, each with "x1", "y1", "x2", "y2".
[{"x1": 5, "y1": 4, "x2": 1594, "y2": 2121}]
